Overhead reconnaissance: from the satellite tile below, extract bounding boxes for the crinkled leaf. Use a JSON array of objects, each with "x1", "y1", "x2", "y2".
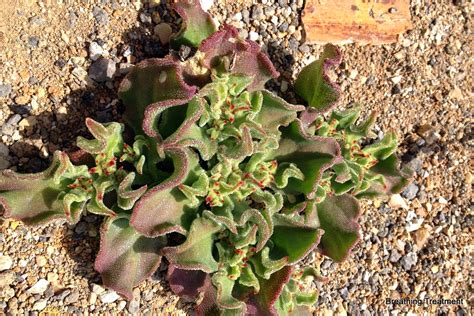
[
  {"x1": 77, "y1": 118, "x2": 124, "y2": 156},
  {"x1": 356, "y1": 154, "x2": 413, "y2": 198},
  {"x1": 118, "y1": 57, "x2": 196, "y2": 136},
  {"x1": 163, "y1": 217, "x2": 221, "y2": 272},
  {"x1": 130, "y1": 148, "x2": 198, "y2": 236},
  {"x1": 0, "y1": 152, "x2": 88, "y2": 225},
  {"x1": 198, "y1": 25, "x2": 279, "y2": 91},
  {"x1": 171, "y1": 0, "x2": 217, "y2": 49},
  {"x1": 295, "y1": 44, "x2": 341, "y2": 115},
  {"x1": 246, "y1": 266, "x2": 293, "y2": 316},
  {"x1": 95, "y1": 214, "x2": 166, "y2": 299},
  {"x1": 167, "y1": 264, "x2": 210, "y2": 301},
  {"x1": 212, "y1": 271, "x2": 247, "y2": 313},
  {"x1": 270, "y1": 214, "x2": 323, "y2": 264},
  {"x1": 316, "y1": 194, "x2": 360, "y2": 262},
  {"x1": 267, "y1": 121, "x2": 341, "y2": 199}
]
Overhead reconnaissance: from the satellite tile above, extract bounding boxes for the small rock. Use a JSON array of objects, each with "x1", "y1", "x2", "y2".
[
  {"x1": 100, "y1": 291, "x2": 120, "y2": 303},
  {"x1": 406, "y1": 211, "x2": 424, "y2": 232},
  {"x1": 400, "y1": 252, "x2": 418, "y2": 271},
  {"x1": 0, "y1": 157, "x2": 10, "y2": 170},
  {"x1": 27, "y1": 279, "x2": 49, "y2": 294},
  {"x1": 127, "y1": 299, "x2": 140, "y2": 314},
  {"x1": 89, "y1": 292, "x2": 97, "y2": 304},
  {"x1": 28, "y1": 36, "x2": 39, "y2": 47},
  {"x1": 0, "y1": 84, "x2": 12, "y2": 97},
  {"x1": 389, "y1": 250, "x2": 402, "y2": 263},
  {"x1": 64, "y1": 290, "x2": 80, "y2": 304},
  {"x1": 32, "y1": 299, "x2": 47, "y2": 311},
  {"x1": 35, "y1": 256, "x2": 47, "y2": 267},
  {"x1": 391, "y1": 84, "x2": 402, "y2": 95},
  {"x1": 139, "y1": 12, "x2": 152, "y2": 24},
  {"x1": 89, "y1": 42, "x2": 104, "y2": 61},
  {"x1": 390, "y1": 75, "x2": 403, "y2": 84},
  {"x1": 389, "y1": 194, "x2": 408, "y2": 210},
  {"x1": 280, "y1": 80, "x2": 288, "y2": 93},
  {"x1": 0, "y1": 256, "x2": 13, "y2": 271},
  {"x1": 402, "y1": 183, "x2": 419, "y2": 200},
  {"x1": 52, "y1": 289, "x2": 70, "y2": 301},
  {"x1": 200, "y1": 0, "x2": 214, "y2": 11},
  {"x1": 154, "y1": 23, "x2": 173, "y2": 45},
  {"x1": 118, "y1": 300, "x2": 127, "y2": 310},
  {"x1": 249, "y1": 31, "x2": 259, "y2": 41},
  {"x1": 251, "y1": 5, "x2": 264, "y2": 19},
  {"x1": 91, "y1": 283, "x2": 105, "y2": 294},
  {"x1": 0, "y1": 271, "x2": 15, "y2": 287},
  {"x1": 414, "y1": 227, "x2": 430, "y2": 250},
  {"x1": 88, "y1": 58, "x2": 116, "y2": 82},
  {"x1": 93, "y1": 6, "x2": 109, "y2": 25}
]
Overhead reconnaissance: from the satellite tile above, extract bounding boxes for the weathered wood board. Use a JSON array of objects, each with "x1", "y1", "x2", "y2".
[{"x1": 302, "y1": 0, "x2": 412, "y2": 45}]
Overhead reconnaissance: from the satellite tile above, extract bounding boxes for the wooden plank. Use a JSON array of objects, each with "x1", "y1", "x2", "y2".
[{"x1": 302, "y1": 0, "x2": 412, "y2": 45}]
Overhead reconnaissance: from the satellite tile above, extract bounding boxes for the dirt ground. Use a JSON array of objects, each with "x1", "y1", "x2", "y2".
[{"x1": 0, "y1": 0, "x2": 472, "y2": 314}]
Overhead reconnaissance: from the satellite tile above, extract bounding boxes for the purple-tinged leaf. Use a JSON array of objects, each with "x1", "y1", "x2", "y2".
[
  {"x1": 199, "y1": 25, "x2": 280, "y2": 91},
  {"x1": 268, "y1": 121, "x2": 341, "y2": 200},
  {"x1": 163, "y1": 217, "x2": 221, "y2": 273},
  {"x1": 95, "y1": 214, "x2": 166, "y2": 299},
  {"x1": 0, "y1": 152, "x2": 87, "y2": 225},
  {"x1": 171, "y1": 0, "x2": 217, "y2": 49},
  {"x1": 167, "y1": 264, "x2": 210, "y2": 301},
  {"x1": 356, "y1": 154, "x2": 413, "y2": 198},
  {"x1": 246, "y1": 266, "x2": 294, "y2": 316},
  {"x1": 316, "y1": 194, "x2": 360, "y2": 262},
  {"x1": 270, "y1": 214, "x2": 324, "y2": 264},
  {"x1": 296, "y1": 44, "x2": 342, "y2": 125},
  {"x1": 118, "y1": 57, "x2": 196, "y2": 136},
  {"x1": 130, "y1": 148, "x2": 197, "y2": 237},
  {"x1": 117, "y1": 172, "x2": 147, "y2": 210}
]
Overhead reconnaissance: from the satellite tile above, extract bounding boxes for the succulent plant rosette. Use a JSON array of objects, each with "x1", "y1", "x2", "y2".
[{"x1": 0, "y1": 2, "x2": 412, "y2": 315}]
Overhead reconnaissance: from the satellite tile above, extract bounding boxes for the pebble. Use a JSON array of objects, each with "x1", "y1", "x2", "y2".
[
  {"x1": 200, "y1": 0, "x2": 214, "y2": 12},
  {"x1": 389, "y1": 250, "x2": 402, "y2": 263},
  {"x1": 0, "y1": 84, "x2": 12, "y2": 97},
  {"x1": 35, "y1": 255, "x2": 47, "y2": 267},
  {"x1": 391, "y1": 84, "x2": 402, "y2": 95},
  {"x1": 32, "y1": 299, "x2": 47, "y2": 311},
  {"x1": 388, "y1": 194, "x2": 408, "y2": 210},
  {"x1": 0, "y1": 157, "x2": 10, "y2": 170},
  {"x1": 27, "y1": 279, "x2": 49, "y2": 294},
  {"x1": 91, "y1": 283, "x2": 106, "y2": 294},
  {"x1": 28, "y1": 36, "x2": 39, "y2": 48},
  {"x1": 88, "y1": 58, "x2": 116, "y2": 82},
  {"x1": 0, "y1": 256, "x2": 13, "y2": 271},
  {"x1": 64, "y1": 290, "x2": 80, "y2": 304},
  {"x1": 127, "y1": 300, "x2": 140, "y2": 314},
  {"x1": 154, "y1": 23, "x2": 173, "y2": 45},
  {"x1": 251, "y1": 5, "x2": 264, "y2": 20},
  {"x1": 99, "y1": 291, "x2": 120, "y2": 303},
  {"x1": 89, "y1": 42, "x2": 105, "y2": 61},
  {"x1": 93, "y1": 6, "x2": 109, "y2": 25},
  {"x1": 400, "y1": 252, "x2": 418, "y2": 271},
  {"x1": 249, "y1": 31, "x2": 259, "y2": 41},
  {"x1": 0, "y1": 271, "x2": 15, "y2": 287},
  {"x1": 402, "y1": 183, "x2": 419, "y2": 200}
]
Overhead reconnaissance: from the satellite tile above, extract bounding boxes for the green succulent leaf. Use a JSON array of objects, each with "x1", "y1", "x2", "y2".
[
  {"x1": 130, "y1": 148, "x2": 199, "y2": 236},
  {"x1": 198, "y1": 25, "x2": 280, "y2": 91},
  {"x1": 171, "y1": 0, "x2": 217, "y2": 49},
  {"x1": 118, "y1": 57, "x2": 197, "y2": 137},
  {"x1": 295, "y1": 44, "x2": 342, "y2": 114},
  {"x1": 163, "y1": 217, "x2": 222, "y2": 273},
  {"x1": 95, "y1": 214, "x2": 166, "y2": 299},
  {"x1": 316, "y1": 194, "x2": 360, "y2": 262},
  {"x1": 0, "y1": 151, "x2": 88, "y2": 225}
]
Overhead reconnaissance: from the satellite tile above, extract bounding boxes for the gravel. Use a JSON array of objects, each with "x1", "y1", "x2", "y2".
[
  {"x1": 88, "y1": 58, "x2": 116, "y2": 82},
  {"x1": 0, "y1": 0, "x2": 471, "y2": 314},
  {"x1": 0, "y1": 256, "x2": 12, "y2": 271}
]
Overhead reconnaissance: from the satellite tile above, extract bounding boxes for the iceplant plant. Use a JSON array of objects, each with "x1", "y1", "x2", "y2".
[{"x1": 0, "y1": 1, "x2": 412, "y2": 315}]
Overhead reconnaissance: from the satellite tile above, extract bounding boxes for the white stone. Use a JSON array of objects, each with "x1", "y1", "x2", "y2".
[
  {"x1": 249, "y1": 31, "x2": 259, "y2": 41},
  {"x1": 0, "y1": 255, "x2": 13, "y2": 271},
  {"x1": 405, "y1": 211, "x2": 424, "y2": 232},
  {"x1": 154, "y1": 23, "x2": 173, "y2": 45},
  {"x1": 100, "y1": 291, "x2": 120, "y2": 303},
  {"x1": 91, "y1": 283, "x2": 106, "y2": 294},
  {"x1": 391, "y1": 75, "x2": 403, "y2": 84},
  {"x1": 389, "y1": 194, "x2": 408, "y2": 210},
  {"x1": 200, "y1": 0, "x2": 214, "y2": 12},
  {"x1": 27, "y1": 279, "x2": 49, "y2": 294},
  {"x1": 33, "y1": 299, "x2": 47, "y2": 311},
  {"x1": 89, "y1": 42, "x2": 104, "y2": 61}
]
